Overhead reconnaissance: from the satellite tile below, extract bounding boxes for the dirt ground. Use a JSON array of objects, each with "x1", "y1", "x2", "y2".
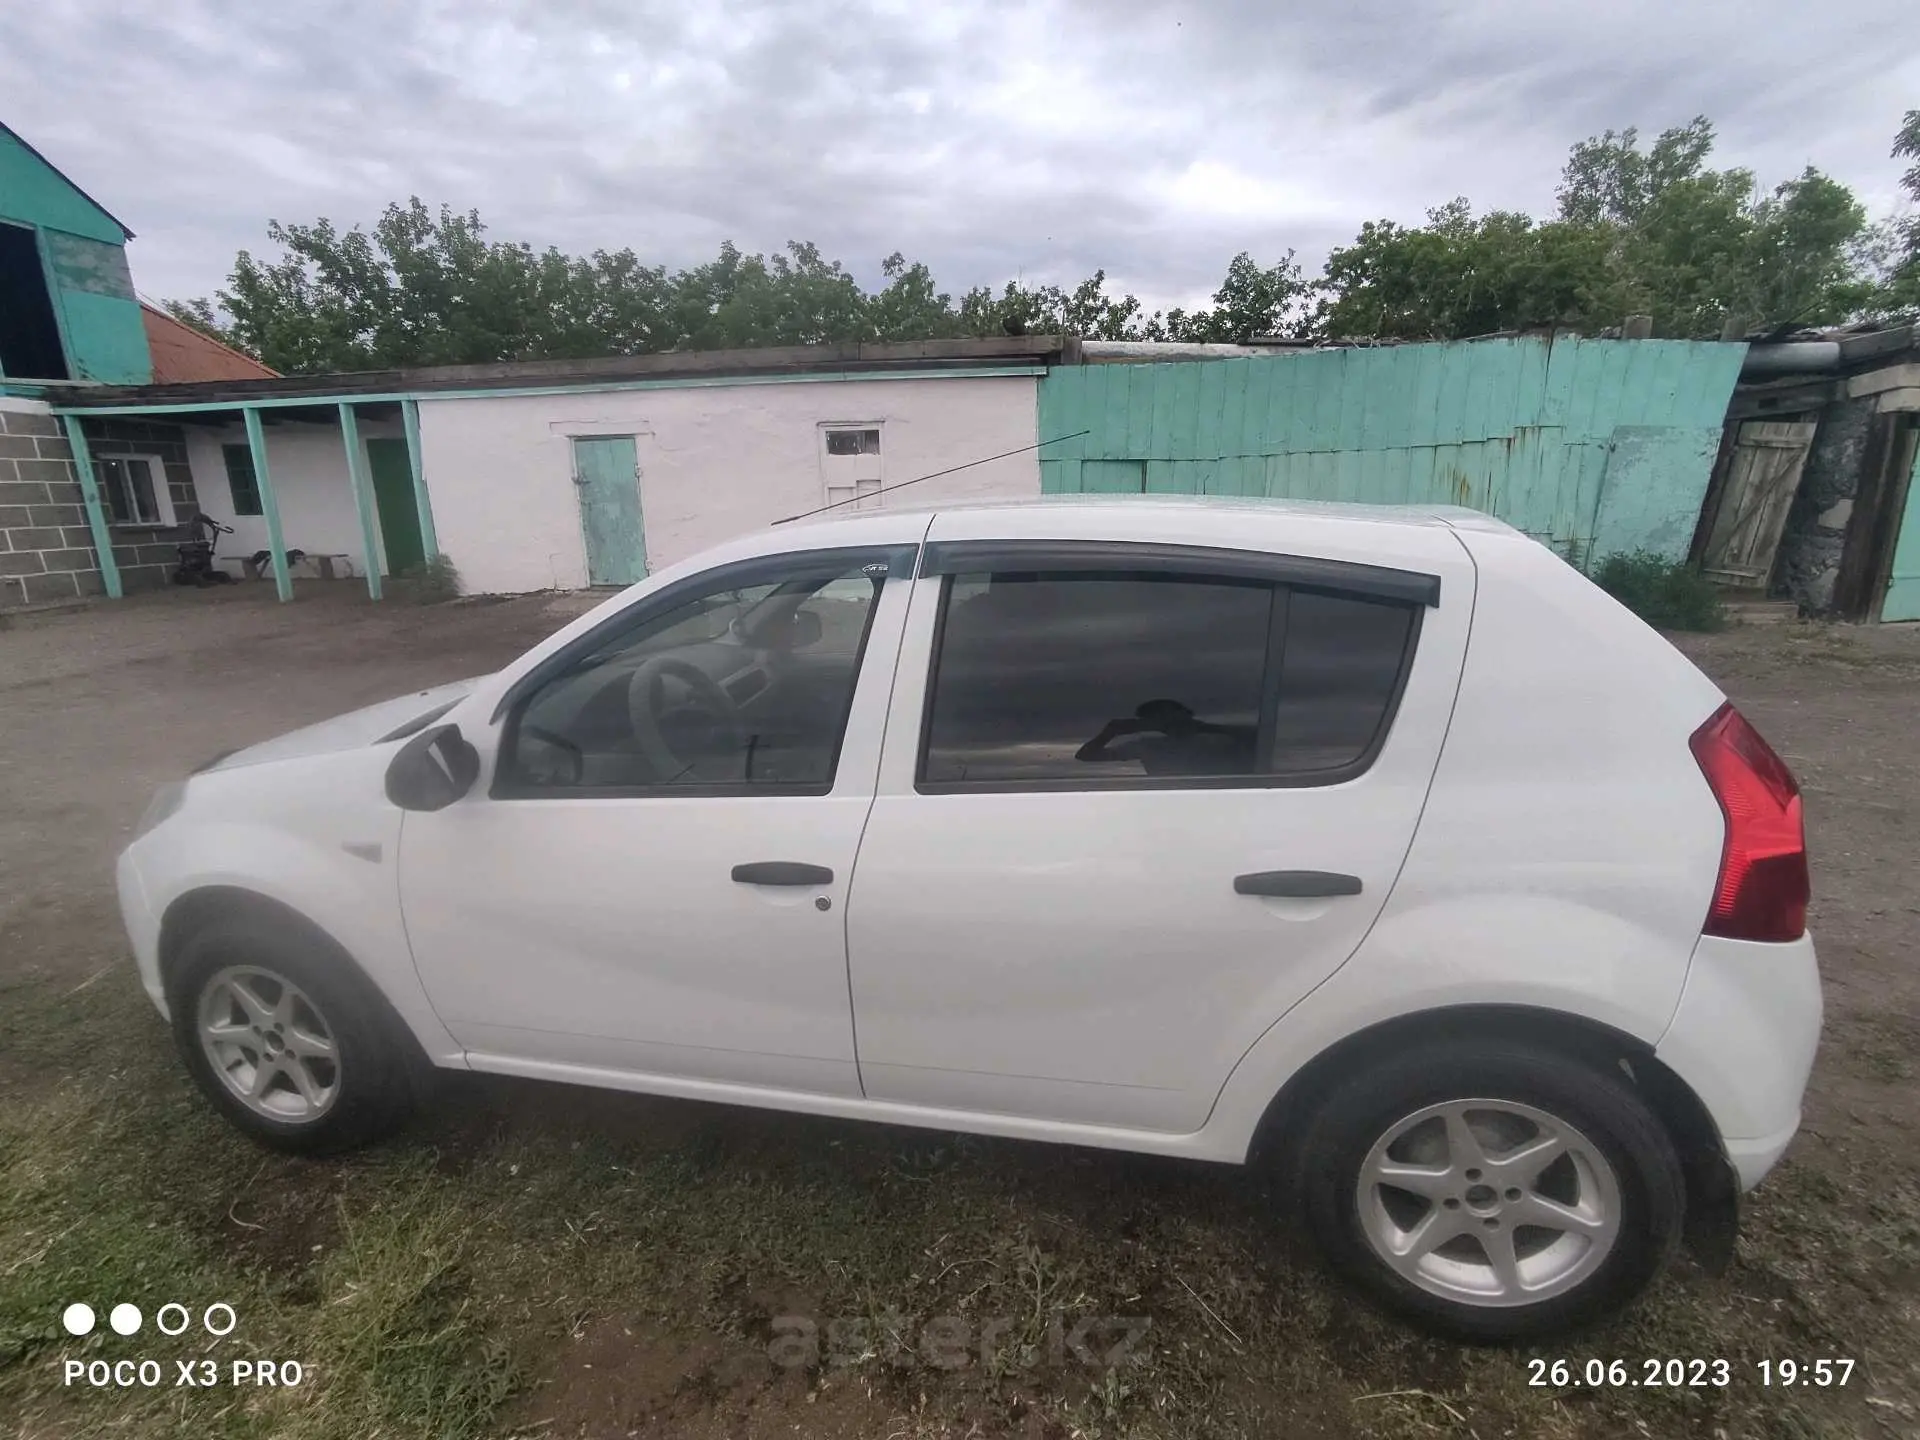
[{"x1": 3, "y1": 583, "x2": 1919, "y2": 1440}]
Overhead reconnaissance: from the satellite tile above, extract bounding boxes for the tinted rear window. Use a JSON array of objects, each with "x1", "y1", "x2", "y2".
[
  {"x1": 1269, "y1": 590, "x2": 1417, "y2": 773},
  {"x1": 920, "y1": 571, "x2": 1417, "y2": 789}
]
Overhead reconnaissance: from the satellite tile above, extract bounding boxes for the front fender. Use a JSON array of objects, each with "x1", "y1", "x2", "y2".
[{"x1": 122, "y1": 752, "x2": 464, "y2": 1066}]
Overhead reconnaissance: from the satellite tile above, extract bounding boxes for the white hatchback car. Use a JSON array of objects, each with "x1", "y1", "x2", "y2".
[{"x1": 118, "y1": 497, "x2": 1820, "y2": 1341}]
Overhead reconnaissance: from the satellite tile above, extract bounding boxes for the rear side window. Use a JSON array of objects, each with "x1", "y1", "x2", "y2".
[
  {"x1": 1267, "y1": 589, "x2": 1416, "y2": 772},
  {"x1": 920, "y1": 570, "x2": 1418, "y2": 790}
]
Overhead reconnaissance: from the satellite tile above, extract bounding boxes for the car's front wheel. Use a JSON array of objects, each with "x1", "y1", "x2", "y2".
[
  {"x1": 168, "y1": 915, "x2": 419, "y2": 1154},
  {"x1": 1296, "y1": 1039, "x2": 1685, "y2": 1342}
]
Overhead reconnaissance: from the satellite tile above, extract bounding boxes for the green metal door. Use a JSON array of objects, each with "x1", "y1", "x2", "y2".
[
  {"x1": 366, "y1": 438, "x2": 425, "y2": 576},
  {"x1": 573, "y1": 435, "x2": 647, "y2": 586},
  {"x1": 1881, "y1": 428, "x2": 1920, "y2": 623}
]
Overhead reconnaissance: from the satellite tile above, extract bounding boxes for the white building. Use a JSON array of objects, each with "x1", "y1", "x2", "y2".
[{"x1": 42, "y1": 338, "x2": 1062, "y2": 600}]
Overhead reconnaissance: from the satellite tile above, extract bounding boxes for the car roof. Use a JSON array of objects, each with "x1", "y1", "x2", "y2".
[{"x1": 776, "y1": 492, "x2": 1518, "y2": 547}]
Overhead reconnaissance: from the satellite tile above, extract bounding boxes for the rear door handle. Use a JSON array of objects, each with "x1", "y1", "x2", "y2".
[
  {"x1": 731, "y1": 861, "x2": 834, "y2": 886},
  {"x1": 1233, "y1": 870, "x2": 1363, "y2": 898}
]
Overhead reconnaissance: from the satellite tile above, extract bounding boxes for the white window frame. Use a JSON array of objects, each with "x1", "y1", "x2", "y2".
[
  {"x1": 818, "y1": 422, "x2": 884, "y2": 512},
  {"x1": 95, "y1": 453, "x2": 176, "y2": 528}
]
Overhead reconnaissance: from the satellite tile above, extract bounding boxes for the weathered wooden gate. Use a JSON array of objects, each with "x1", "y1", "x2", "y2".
[{"x1": 1696, "y1": 420, "x2": 1818, "y2": 588}]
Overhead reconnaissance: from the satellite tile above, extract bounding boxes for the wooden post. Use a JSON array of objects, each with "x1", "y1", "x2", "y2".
[
  {"x1": 243, "y1": 406, "x2": 293, "y2": 602},
  {"x1": 400, "y1": 398, "x2": 439, "y2": 560},
  {"x1": 1622, "y1": 314, "x2": 1653, "y2": 340},
  {"x1": 1720, "y1": 314, "x2": 1749, "y2": 342},
  {"x1": 337, "y1": 403, "x2": 383, "y2": 599},
  {"x1": 59, "y1": 414, "x2": 122, "y2": 599}
]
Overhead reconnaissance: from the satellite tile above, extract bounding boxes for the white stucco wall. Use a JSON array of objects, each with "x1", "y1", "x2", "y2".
[
  {"x1": 184, "y1": 418, "x2": 402, "y2": 577},
  {"x1": 418, "y1": 374, "x2": 1041, "y2": 594}
]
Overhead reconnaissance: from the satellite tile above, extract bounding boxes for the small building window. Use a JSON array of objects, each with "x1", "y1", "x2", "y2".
[
  {"x1": 96, "y1": 455, "x2": 172, "y2": 527},
  {"x1": 824, "y1": 428, "x2": 880, "y2": 456},
  {"x1": 222, "y1": 443, "x2": 263, "y2": 516},
  {"x1": 822, "y1": 425, "x2": 883, "y2": 511}
]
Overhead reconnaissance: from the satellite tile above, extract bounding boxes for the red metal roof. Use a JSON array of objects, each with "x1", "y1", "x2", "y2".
[{"x1": 139, "y1": 305, "x2": 278, "y2": 384}]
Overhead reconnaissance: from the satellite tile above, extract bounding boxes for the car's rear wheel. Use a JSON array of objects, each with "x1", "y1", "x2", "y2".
[
  {"x1": 168, "y1": 916, "x2": 418, "y2": 1154},
  {"x1": 1295, "y1": 1040, "x2": 1684, "y2": 1342}
]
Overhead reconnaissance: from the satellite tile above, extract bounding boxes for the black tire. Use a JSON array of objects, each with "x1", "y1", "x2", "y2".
[
  {"x1": 167, "y1": 914, "x2": 420, "y2": 1155},
  {"x1": 1294, "y1": 1039, "x2": 1684, "y2": 1343}
]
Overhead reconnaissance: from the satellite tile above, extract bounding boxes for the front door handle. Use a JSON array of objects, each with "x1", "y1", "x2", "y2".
[
  {"x1": 731, "y1": 861, "x2": 834, "y2": 886},
  {"x1": 1234, "y1": 870, "x2": 1363, "y2": 898}
]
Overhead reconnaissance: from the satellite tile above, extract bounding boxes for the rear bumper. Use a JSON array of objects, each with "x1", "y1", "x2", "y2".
[
  {"x1": 1655, "y1": 932, "x2": 1822, "y2": 1190},
  {"x1": 1721, "y1": 1119, "x2": 1803, "y2": 1190}
]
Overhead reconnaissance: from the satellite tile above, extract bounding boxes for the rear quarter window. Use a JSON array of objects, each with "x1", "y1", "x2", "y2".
[{"x1": 1268, "y1": 589, "x2": 1418, "y2": 774}]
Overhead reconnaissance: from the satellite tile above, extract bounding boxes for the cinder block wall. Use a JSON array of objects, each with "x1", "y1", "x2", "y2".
[
  {"x1": 0, "y1": 403, "x2": 97, "y2": 606},
  {"x1": 0, "y1": 401, "x2": 202, "y2": 607}
]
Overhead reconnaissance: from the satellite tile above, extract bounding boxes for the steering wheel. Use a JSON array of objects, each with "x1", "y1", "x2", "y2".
[{"x1": 626, "y1": 656, "x2": 747, "y2": 782}]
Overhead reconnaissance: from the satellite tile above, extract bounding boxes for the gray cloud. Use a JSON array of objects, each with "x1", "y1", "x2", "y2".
[{"x1": 3, "y1": 0, "x2": 1915, "y2": 314}]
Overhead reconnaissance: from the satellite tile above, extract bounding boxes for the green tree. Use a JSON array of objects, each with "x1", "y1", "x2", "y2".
[
  {"x1": 172, "y1": 114, "x2": 1900, "y2": 374},
  {"x1": 186, "y1": 201, "x2": 911, "y2": 372},
  {"x1": 202, "y1": 200, "x2": 679, "y2": 372},
  {"x1": 948, "y1": 254, "x2": 1301, "y2": 344},
  {"x1": 1313, "y1": 117, "x2": 1873, "y2": 341},
  {"x1": 952, "y1": 270, "x2": 1158, "y2": 340},
  {"x1": 1741, "y1": 169, "x2": 1872, "y2": 326},
  {"x1": 867, "y1": 252, "x2": 962, "y2": 340},
  {"x1": 1556, "y1": 117, "x2": 1720, "y2": 226},
  {"x1": 1314, "y1": 203, "x2": 1614, "y2": 339},
  {"x1": 1554, "y1": 117, "x2": 1867, "y2": 333},
  {"x1": 1881, "y1": 109, "x2": 1920, "y2": 315},
  {"x1": 1164, "y1": 251, "x2": 1306, "y2": 342}
]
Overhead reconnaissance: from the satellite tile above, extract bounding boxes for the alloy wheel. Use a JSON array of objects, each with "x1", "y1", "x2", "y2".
[
  {"x1": 1355, "y1": 1098, "x2": 1622, "y2": 1307},
  {"x1": 195, "y1": 965, "x2": 340, "y2": 1123}
]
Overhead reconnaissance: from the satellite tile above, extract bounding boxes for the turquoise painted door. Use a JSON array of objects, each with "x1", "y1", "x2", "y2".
[
  {"x1": 1881, "y1": 430, "x2": 1920, "y2": 623},
  {"x1": 573, "y1": 436, "x2": 647, "y2": 586}
]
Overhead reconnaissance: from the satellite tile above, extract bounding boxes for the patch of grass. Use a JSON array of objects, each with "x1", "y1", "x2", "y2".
[
  {"x1": 1594, "y1": 550, "x2": 1728, "y2": 632},
  {"x1": 4, "y1": 971, "x2": 1918, "y2": 1439},
  {"x1": 397, "y1": 553, "x2": 463, "y2": 604}
]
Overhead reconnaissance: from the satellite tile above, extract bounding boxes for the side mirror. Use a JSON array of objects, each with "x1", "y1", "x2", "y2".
[
  {"x1": 385, "y1": 724, "x2": 481, "y2": 811},
  {"x1": 788, "y1": 608, "x2": 823, "y2": 648}
]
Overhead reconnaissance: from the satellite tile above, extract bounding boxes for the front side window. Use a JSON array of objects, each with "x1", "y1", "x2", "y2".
[
  {"x1": 97, "y1": 456, "x2": 169, "y2": 526},
  {"x1": 920, "y1": 568, "x2": 1418, "y2": 790},
  {"x1": 497, "y1": 552, "x2": 893, "y2": 796}
]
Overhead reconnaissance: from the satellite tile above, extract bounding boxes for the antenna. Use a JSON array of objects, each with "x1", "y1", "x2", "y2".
[{"x1": 773, "y1": 430, "x2": 1092, "y2": 524}]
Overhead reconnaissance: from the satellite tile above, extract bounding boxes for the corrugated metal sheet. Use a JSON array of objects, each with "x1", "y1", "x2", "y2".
[{"x1": 1037, "y1": 336, "x2": 1747, "y2": 563}]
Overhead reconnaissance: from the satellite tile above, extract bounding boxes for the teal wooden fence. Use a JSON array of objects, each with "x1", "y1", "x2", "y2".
[{"x1": 1037, "y1": 337, "x2": 1747, "y2": 564}]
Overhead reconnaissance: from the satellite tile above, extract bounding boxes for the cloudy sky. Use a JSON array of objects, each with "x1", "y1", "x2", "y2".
[{"x1": 4, "y1": 0, "x2": 1917, "y2": 314}]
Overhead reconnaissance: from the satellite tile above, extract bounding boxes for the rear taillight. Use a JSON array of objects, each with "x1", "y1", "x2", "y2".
[{"x1": 1688, "y1": 702, "x2": 1809, "y2": 943}]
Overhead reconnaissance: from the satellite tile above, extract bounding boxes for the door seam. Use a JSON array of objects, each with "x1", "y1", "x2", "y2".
[{"x1": 841, "y1": 512, "x2": 941, "y2": 1099}]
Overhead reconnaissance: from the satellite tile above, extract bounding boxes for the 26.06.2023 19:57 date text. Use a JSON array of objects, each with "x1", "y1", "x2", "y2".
[{"x1": 1527, "y1": 1358, "x2": 1857, "y2": 1389}]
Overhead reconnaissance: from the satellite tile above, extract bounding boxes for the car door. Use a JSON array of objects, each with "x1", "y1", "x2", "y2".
[
  {"x1": 845, "y1": 520, "x2": 1473, "y2": 1134},
  {"x1": 398, "y1": 542, "x2": 916, "y2": 1097}
]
